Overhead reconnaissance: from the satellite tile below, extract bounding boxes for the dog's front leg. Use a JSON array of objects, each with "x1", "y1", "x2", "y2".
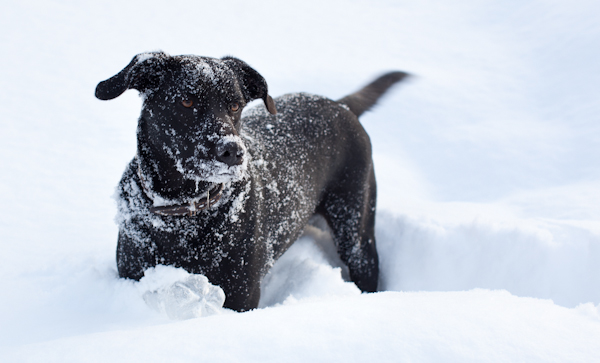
[
  {"x1": 206, "y1": 236, "x2": 266, "y2": 312},
  {"x1": 116, "y1": 230, "x2": 147, "y2": 280},
  {"x1": 209, "y1": 262, "x2": 262, "y2": 312},
  {"x1": 221, "y1": 279, "x2": 261, "y2": 312}
]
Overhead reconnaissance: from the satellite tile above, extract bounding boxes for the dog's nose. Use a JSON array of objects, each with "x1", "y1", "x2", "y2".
[{"x1": 215, "y1": 141, "x2": 244, "y2": 166}]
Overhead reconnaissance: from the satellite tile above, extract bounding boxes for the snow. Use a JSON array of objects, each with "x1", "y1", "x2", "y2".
[
  {"x1": 5, "y1": 291, "x2": 600, "y2": 363},
  {"x1": 1, "y1": 0, "x2": 600, "y2": 361},
  {"x1": 142, "y1": 268, "x2": 226, "y2": 320}
]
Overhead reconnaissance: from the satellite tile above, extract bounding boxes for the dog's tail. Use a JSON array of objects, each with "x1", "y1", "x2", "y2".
[{"x1": 337, "y1": 71, "x2": 410, "y2": 117}]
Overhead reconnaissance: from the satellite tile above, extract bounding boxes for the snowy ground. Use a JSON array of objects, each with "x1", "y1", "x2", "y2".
[{"x1": 1, "y1": 0, "x2": 600, "y2": 361}]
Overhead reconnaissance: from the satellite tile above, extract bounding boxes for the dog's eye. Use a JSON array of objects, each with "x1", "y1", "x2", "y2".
[
  {"x1": 230, "y1": 103, "x2": 240, "y2": 112},
  {"x1": 182, "y1": 100, "x2": 193, "y2": 108}
]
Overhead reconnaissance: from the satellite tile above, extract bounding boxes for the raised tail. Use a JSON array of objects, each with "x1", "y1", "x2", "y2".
[{"x1": 337, "y1": 71, "x2": 410, "y2": 117}]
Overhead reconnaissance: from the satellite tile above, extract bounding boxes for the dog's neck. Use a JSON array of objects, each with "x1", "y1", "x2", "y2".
[
  {"x1": 135, "y1": 126, "x2": 212, "y2": 194},
  {"x1": 135, "y1": 155, "x2": 225, "y2": 216}
]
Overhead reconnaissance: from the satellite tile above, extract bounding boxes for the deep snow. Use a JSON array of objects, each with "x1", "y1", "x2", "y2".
[{"x1": 1, "y1": 0, "x2": 600, "y2": 361}]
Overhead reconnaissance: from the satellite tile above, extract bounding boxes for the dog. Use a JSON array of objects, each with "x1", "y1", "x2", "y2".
[{"x1": 95, "y1": 52, "x2": 408, "y2": 311}]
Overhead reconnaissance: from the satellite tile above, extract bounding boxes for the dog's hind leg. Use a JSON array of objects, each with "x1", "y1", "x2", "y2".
[
  {"x1": 317, "y1": 71, "x2": 408, "y2": 292},
  {"x1": 317, "y1": 165, "x2": 379, "y2": 292}
]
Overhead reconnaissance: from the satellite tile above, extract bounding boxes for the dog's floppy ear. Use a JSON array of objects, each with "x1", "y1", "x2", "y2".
[
  {"x1": 95, "y1": 51, "x2": 168, "y2": 100},
  {"x1": 222, "y1": 57, "x2": 277, "y2": 115}
]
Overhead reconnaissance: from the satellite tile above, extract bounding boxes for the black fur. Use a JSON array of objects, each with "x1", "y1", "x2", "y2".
[{"x1": 96, "y1": 52, "x2": 408, "y2": 311}]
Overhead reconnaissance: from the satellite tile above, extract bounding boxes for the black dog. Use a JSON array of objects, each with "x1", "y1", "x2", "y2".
[{"x1": 96, "y1": 52, "x2": 407, "y2": 311}]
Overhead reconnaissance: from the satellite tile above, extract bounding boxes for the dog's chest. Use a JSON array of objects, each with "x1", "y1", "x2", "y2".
[{"x1": 117, "y1": 159, "x2": 313, "y2": 272}]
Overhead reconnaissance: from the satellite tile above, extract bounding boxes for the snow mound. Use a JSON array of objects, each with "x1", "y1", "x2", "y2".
[
  {"x1": 4, "y1": 290, "x2": 600, "y2": 363},
  {"x1": 260, "y1": 225, "x2": 360, "y2": 307},
  {"x1": 376, "y1": 211, "x2": 600, "y2": 307}
]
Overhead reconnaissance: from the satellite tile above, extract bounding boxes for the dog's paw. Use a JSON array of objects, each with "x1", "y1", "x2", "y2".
[{"x1": 143, "y1": 274, "x2": 226, "y2": 320}]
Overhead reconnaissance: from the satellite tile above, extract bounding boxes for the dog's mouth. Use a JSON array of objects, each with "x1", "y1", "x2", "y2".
[
  {"x1": 137, "y1": 156, "x2": 228, "y2": 212},
  {"x1": 181, "y1": 156, "x2": 249, "y2": 184},
  {"x1": 148, "y1": 158, "x2": 246, "y2": 216}
]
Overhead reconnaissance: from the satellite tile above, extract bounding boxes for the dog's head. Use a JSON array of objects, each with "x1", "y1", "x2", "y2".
[{"x1": 96, "y1": 51, "x2": 276, "y2": 202}]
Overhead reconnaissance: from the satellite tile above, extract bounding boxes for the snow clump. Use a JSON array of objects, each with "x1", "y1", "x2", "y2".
[{"x1": 140, "y1": 266, "x2": 226, "y2": 320}]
